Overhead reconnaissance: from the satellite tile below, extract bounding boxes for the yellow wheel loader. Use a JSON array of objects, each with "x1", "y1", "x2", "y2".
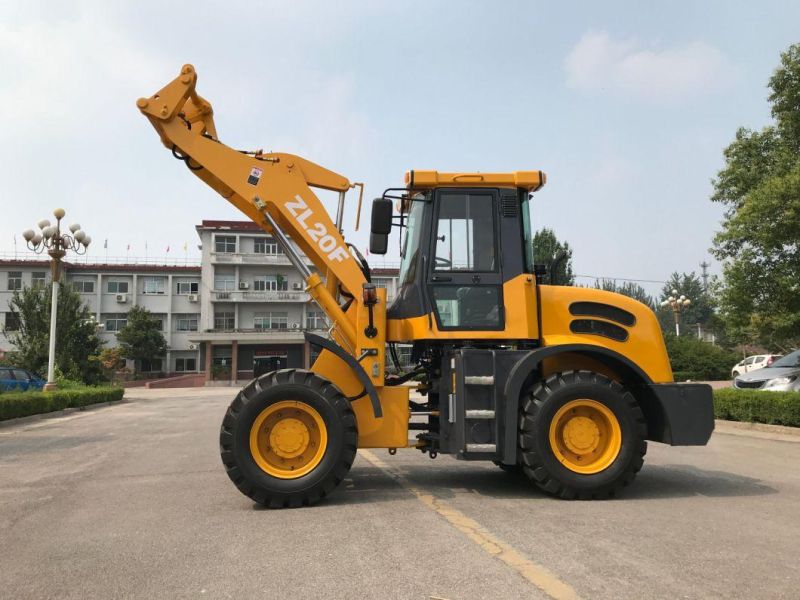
[{"x1": 138, "y1": 66, "x2": 714, "y2": 507}]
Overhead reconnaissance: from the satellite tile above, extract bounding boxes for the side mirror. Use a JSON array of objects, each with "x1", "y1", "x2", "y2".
[
  {"x1": 369, "y1": 198, "x2": 393, "y2": 255},
  {"x1": 369, "y1": 232, "x2": 388, "y2": 255}
]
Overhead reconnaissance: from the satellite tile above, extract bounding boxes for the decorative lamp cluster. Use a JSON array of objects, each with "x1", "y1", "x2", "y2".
[
  {"x1": 22, "y1": 208, "x2": 92, "y2": 255},
  {"x1": 660, "y1": 289, "x2": 691, "y2": 310},
  {"x1": 20, "y1": 208, "x2": 92, "y2": 391},
  {"x1": 661, "y1": 289, "x2": 692, "y2": 336}
]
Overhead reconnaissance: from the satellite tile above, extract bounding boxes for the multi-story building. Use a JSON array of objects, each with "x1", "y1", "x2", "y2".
[
  {"x1": 0, "y1": 220, "x2": 399, "y2": 385},
  {"x1": 192, "y1": 221, "x2": 398, "y2": 383},
  {"x1": 0, "y1": 260, "x2": 203, "y2": 374}
]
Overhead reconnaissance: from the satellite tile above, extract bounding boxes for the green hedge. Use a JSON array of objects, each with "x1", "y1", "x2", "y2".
[
  {"x1": 0, "y1": 387, "x2": 125, "y2": 421},
  {"x1": 714, "y1": 388, "x2": 800, "y2": 427}
]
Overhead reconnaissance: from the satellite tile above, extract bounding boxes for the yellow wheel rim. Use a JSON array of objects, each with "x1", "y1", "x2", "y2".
[
  {"x1": 548, "y1": 399, "x2": 622, "y2": 474},
  {"x1": 249, "y1": 400, "x2": 327, "y2": 479}
]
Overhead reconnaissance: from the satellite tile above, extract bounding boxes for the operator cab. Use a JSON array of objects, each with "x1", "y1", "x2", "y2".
[{"x1": 370, "y1": 170, "x2": 545, "y2": 340}]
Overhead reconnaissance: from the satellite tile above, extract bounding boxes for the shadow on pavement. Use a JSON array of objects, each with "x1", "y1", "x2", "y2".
[
  {"x1": 627, "y1": 464, "x2": 777, "y2": 499},
  {"x1": 318, "y1": 461, "x2": 776, "y2": 507}
]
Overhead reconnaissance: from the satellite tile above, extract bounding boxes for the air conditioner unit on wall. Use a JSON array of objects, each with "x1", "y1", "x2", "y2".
[
  {"x1": 188, "y1": 343, "x2": 197, "y2": 350},
  {"x1": 115, "y1": 294, "x2": 128, "y2": 303},
  {"x1": 291, "y1": 323, "x2": 300, "y2": 329},
  {"x1": 292, "y1": 282, "x2": 302, "y2": 290},
  {"x1": 239, "y1": 281, "x2": 250, "y2": 290},
  {"x1": 187, "y1": 293, "x2": 199, "y2": 302}
]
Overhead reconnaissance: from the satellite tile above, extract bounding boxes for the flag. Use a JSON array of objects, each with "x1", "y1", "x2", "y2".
[
  {"x1": 166, "y1": 246, "x2": 170, "y2": 253},
  {"x1": 104, "y1": 239, "x2": 108, "y2": 249},
  {"x1": 183, "y1": 242, "x2": 188, "y2": 252},
  {"x1": 126, "y1": 244, "x2": 131, "y2": 251}
]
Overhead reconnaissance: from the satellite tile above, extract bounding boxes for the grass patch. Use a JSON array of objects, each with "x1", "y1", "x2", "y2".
[
  {"x1": 714, "y1": 388, "x2": 800, "y2": 427},
  {"x1": 0, "y1": 387, "x2": 125, "y2": 421}
]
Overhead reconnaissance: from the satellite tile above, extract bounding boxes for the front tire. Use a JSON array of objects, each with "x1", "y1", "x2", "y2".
[
  {"x1": 219, "y1": 369, "x2": 357, "y2": 508},
  {"x1": 518, "y1": 370, "x2": 647, "y2": 499}
]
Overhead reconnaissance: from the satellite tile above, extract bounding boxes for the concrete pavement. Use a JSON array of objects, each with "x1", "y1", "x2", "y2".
[{"x1": 1, "y1": 388, "x2": 798, "y2": 599}]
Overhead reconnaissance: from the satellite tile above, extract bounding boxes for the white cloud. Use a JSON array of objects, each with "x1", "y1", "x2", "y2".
[{"x1": 565, "y1": 31, "x2": 736, "y2": 102}]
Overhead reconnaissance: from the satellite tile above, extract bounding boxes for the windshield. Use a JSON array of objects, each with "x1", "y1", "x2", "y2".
[
  {"x1": 398, "y1": 200, "x2": 425, "y2": 286},
  {"x1": 770, "y1": 350, "x2": 800, "y2": 368}
]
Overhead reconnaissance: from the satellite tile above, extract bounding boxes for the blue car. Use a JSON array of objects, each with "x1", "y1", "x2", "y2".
[{"x1": 0, "y1": 367, "x2": 46, "y2": 392}]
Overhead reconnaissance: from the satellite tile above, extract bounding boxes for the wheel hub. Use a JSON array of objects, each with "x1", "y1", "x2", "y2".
[
  {"x1": 548, "y1": 399, "x2": 622, "y2": 474},
  {"x1": 249, "y1": 400, "x2": 327, "y2": 479},
  {"x1": 562, "y1": 415, "x2": 600, "y2": 454},
  {"x1": 269, "y1": 418, "x2": 310, "y2": 458}
]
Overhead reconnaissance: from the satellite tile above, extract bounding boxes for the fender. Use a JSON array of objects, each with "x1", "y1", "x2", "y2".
[
  {"x1": 501, "y1": 344, "x2": 654, "y2": 461},
  {"x1": 305, "y1": 332, "x2": 383, "y2": 419}
]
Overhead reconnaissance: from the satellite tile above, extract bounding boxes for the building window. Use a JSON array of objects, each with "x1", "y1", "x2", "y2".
[
  {"x1": 140, "y1": 358, "x2": 163, "y2": 373},
  {"x1": 151, "y1": 316, "x2": 165, "y2": 331},
  {"x1": 215, "y1": 236, "x2": 236, "y2": 253},
  {"x1": 175, "y1": 314, "x2": 199, "y2": 332},
  {"x1": 253, "y1": 274, "x2": 287, "y2": 292},
  {"x1": 73, "y1": 280, "x2": 95, "y2": 293},
  {"x1": 31, "y1": 272, "x2": 46, "y2": 287},
  {"x1": 142, "y1": 277, "x2": 165, "y2": 295},
  {"x1": 254, "y1": 238, "x2": 279, "y2": 254},
  {"x1": 214, "y1": 311, "x2": 235, "y2": 330},
  {"x1": 107, "y1": 281, "x2": 129, "y2": 294},
  {"x1": 7, "y1": 272, "x2": 22, "y2": 291},
  {"x1": 176, "y1": 281, "x2": 199, "y2": 295},
  {"x1": 307, "y1": 310, "x2": 328, "y2": 330},
  {"x1": 214, "y1": 275, "x2": 235, "y2": 291},
  {"x1": 4, "y1": 312, "x2": 20, "y2": 332},
  {"x1": 104, "y1": 314, "x2": 128, "y2": 332},
  {"x1": 175, "y1": 357, "x2": 197, "y2": 372},
  {"x1": 254, "y1": 312, "x2": 288, "y2": 330}
]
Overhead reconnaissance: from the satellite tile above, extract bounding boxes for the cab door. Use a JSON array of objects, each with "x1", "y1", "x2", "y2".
[{"x1": 427, "y1": 189, "x2": 504, "y2": 332}]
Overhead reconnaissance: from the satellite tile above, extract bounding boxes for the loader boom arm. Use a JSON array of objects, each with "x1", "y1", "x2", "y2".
[{"x1": 137, "y1": 65, "x2": 368, "y2": 349}]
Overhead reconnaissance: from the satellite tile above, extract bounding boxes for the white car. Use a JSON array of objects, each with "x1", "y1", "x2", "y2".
[{"x1": 731, "y1": 354, "x2": 782, "y2": 378}]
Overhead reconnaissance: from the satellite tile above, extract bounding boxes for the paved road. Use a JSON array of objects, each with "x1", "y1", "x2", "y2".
[{"x1": 1, "y1": 388, "x2": 798, "y2": 600}]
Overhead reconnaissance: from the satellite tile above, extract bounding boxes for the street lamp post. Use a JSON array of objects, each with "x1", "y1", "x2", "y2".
[
  {"x1": 22, "y1": 209, "x2": 91, "y2": 391},
  {"x1": 660, "y1": 289, "x2": 691, "y2": 336}
]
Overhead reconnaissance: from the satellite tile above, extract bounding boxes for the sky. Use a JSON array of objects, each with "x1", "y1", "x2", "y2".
[{"x1": 1, "y1": 0, "x2": 798, "y2": 297}]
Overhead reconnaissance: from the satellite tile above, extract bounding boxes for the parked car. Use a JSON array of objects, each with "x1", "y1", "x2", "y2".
[
  {"x1": 731, "y1": 354, "x2": 782, "y2": 378},
  {"x1": 0, "y1": 367, "x2": 46, "y2": 392},
  {"x1": 733, "y1": 350, "x2": 800, "y2": 392}
]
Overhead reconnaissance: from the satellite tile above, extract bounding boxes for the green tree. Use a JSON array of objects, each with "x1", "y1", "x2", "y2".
[
  {"x1": 664, "y1": 334, "x2": 740, "y2": 381},
  {"x1": 711, "y1": 43, "x2": 800, "y2": 350},
  {"x1": 116, "y1": 306, "x2": 168, "y2": 373},
  {"x1": 3, "y1": 283, "x2": 104, "y2": 384},
  {"x1": 532, "y1": 228, "x2": 575, "y2": 285},
  {"x1": 593, "y1": 279, "x2": 654, "y2": 309},
  {"x1": 656, "y1": 272, "x2": 714, "y2": 336}
]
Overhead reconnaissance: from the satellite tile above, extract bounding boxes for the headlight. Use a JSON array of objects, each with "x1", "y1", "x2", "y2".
[{"x1": 763, "y1": 376, "x2": 797, "y2": 388}]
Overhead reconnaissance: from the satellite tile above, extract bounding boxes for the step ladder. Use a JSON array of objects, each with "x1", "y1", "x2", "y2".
[{"x1": 454, "y1": 350, "x2": 501, "y2": 459}]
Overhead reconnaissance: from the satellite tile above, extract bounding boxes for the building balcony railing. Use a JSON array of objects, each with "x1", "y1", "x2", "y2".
[
  {"x1": 210, "y1": 252, "x2": 313, "y2": 266},
  {"x1": 188, "y1": 326, "x2": 329, "y2": 343},
  {"x1": 204, "y1": 326, "x2": 327, "y2": 334},
  {"x1": 212, "y1": 290, "x2": 310, "y2": 303}
]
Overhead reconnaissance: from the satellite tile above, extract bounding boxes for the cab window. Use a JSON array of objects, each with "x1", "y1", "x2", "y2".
[{"x1": 433, "y1": 192, "x2": 497, "y2": 272}]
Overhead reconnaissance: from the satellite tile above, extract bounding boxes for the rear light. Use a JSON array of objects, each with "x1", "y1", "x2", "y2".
[
  {"x1": 362, "y1": 283, "x2": 377, "y2": 305},
  {"x1": 767, "y1": 356, "x2": 775, "y2": 366}
]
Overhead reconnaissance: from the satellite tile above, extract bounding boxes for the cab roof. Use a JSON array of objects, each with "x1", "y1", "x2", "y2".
[{"x1": 405, "y1": 170, "x2": 546, "y2": 192}]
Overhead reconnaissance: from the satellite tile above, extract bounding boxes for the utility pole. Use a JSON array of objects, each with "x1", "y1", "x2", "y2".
[{"x1": 700, "y1": 261, "x2": 710, "y2": 292}]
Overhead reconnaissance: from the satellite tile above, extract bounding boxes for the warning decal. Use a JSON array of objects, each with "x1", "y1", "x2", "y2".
[{"x1": 247, "y1": 167, "x2": 263, "y2": 186}]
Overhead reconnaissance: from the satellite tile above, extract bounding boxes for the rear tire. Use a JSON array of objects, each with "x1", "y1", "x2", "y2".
[
  {"x1": 219, "y1": 369, "x2": 357, "y2": 508},
  {"x1": 518, "y1": 370, "x2": 647, "y2": 499}
]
